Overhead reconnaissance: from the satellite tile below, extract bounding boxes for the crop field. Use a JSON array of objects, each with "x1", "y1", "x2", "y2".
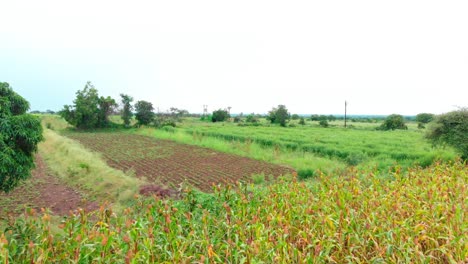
[
  {"x1": 64, "y1": 132, "x2": 295, "y2": 191},
  {"x1": 175, "y1": 121, "x2": 457, "y2": 170}
]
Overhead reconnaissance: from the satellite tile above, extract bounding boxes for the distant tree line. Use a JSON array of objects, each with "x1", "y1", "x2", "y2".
[{"x1": 59, "y1": 82, "x2": 190, "y2": 129}]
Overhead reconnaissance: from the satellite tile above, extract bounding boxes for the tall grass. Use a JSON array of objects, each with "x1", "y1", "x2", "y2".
[
  {"x1": 39, "y1": 129, "x2": 141, "y2": 207},
  {"x1": 1, "y1": 161, "x2": 466, "y2": 263},
  {"x1": 177, "y1": 122, "x2": 457, "y2": 170}
]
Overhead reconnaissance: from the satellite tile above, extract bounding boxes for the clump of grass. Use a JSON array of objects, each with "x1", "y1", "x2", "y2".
[
  {"x1": 39, "y1": 129, "x2": 141, "y2": 207},
  {"x1": 1, "y1": 161, "x2": 466, "y2": 262}
]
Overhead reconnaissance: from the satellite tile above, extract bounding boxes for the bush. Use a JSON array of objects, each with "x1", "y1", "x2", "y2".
[
  {"x1": 426, "y1": 108, "x2": 468, "y2": 159},
  {"x1": 297, "y1": 169, "x2": 315, "y2": 180},
  {"x1": 212, "y1": 109, "x2": 230, "y2": 122},
  {"x1": 319, "y1": 119, "x2": 329, "y2": 127},
  {"x1": 379, "y1": 114, "x2": 408, "y2": 130}
]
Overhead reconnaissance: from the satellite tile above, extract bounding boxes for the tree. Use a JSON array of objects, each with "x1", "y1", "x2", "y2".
[
  {"x1": 299, "y1": 117, "x2": 306, "y2": 125},
  {"x1": 134, "y1": 100, "x2": 155, "y2": 126},
  {"x1": 120, "y1": 94, "x2": 134, "y2": 128},
  {"x1": 98, "y1": 96, "x2": 117, "y2": 127},
  {"x1": 59, "y1": 81, "x2": 116, "y2": 129},
  {"x1": 246, "y1": 113, "x2": 259, "y2": 123},
  {"x1": 211, "y1": 109, "x2": 230, "y2": 122},
  {"x1": 291, "y1": 114, "x2": 300, "y2": 120},
  {"x1": 379, "y1": 114, "x2": 408, "y2": 130},
  {"x1": 416, "y1": 113, "x2": 435, "y2": 124},
  {"x1": 267, "y1": 105, "x2": 290, "y2": 127},
  {"x1": 426, "y1": 108, "x2": 468, "y2": 159},
  {"x1": 1, "y1": 82, "x2": 43, "y2": 192}
]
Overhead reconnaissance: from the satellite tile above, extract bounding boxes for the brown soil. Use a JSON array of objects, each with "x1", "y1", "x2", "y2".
[
  {"x1": 66, "y1": 133, "x2": 296, "y2": 192},
  {"x1": 0, "y1": 155, "x2": 98, "y2": 218}
]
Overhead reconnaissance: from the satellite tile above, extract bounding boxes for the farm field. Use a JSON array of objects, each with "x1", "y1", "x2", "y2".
[
  {"x1": 64, "y1": 132, "x2": 295, "y2": 191},
  {"x1": 163, "y1": 119, "x2": 457, "y2": 171}
]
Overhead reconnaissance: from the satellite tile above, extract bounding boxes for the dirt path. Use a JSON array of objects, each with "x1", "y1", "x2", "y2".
[{"x1": 0, "y1": 154, "x2": 98, "y2": 218}]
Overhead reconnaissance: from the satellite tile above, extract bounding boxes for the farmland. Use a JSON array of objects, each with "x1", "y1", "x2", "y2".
[
  {"x1": 1, "y1": 115, "x2": 466, "y2": 262},
  {"x1": 64, "y1": 132, "x2": 295, "y2": 192}
]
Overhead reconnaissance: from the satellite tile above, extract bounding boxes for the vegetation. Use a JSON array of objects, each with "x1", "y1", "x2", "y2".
[
  {"x1": 1, "y1": 161, "x2": 466, "y2": 262},
  {"x1": 211, "y1": 109, "x2": 230, "y2": 122},
  {"x1": 426, "y1": 108, "x2": 468, "y2": 159},
  {"x1": 134, "y1": 100, "x2": 155, "y2": 126},
  {"x1": 416, "y1": 113, "x2": 435, "y2": 124},
  {"x1": 0, "y1": 82, "x2": 43, "y2": 192},
  {"x1": 59, "y1": 82, "x2": 117, "y2": 129},
  {"x1": 172, "y1": 122, "x2": 456, "y2": 171},
  {"x1": 267, "y1": 105, "x2": 290, "y2": 127},
  {"x1": 379, "y1": 114, "x2": 408, "y2": 130},
  {"x1": 120, "y1": 94, "x2": 133, "y2": 128}
]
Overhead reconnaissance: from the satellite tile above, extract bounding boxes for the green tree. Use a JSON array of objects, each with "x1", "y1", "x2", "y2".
[
  {"x1": 319, "y1": 119, "x2": 329, "y2": 127},
  {"x1": 211, "y1": 109, "x2": 230, "y2": 122},
  {"x1": 60, "y1": 82, "x2": 116, "y2": 129},
  {"x1": 426, "y1": 108, "x2": 468, "y2": 159},
  {"x1": 299, "y1": 117, "x2": 306, "y2": 125},
  {"x1": 291, "y1": 114, "x2": 300, "y2": 120},
  {"x1": 98, "y1": 96, "x2": 117, "y2": 127},
  {"x1": 134, "y1": 100, "x2": 155, "y2": 126},
  {"x1": 379, "y1": 114, "x2": 408, "y2": 130},
  {"x1": 267, "y1": 105, "x2": 290, "y2": 127},
  {"x1": 416, "y1": 113, "x2": 435, "y2": 124},
  {"x1": 1, "y1": 82, "x2": 43, "y2": 192},
  {"x1": 120, "y1": 94, "x2": 134, "y2": 128}
]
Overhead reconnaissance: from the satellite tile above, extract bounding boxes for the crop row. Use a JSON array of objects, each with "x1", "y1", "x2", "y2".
[{"x1": 1, "y1": 161, "x2": 466, "y2": 262}]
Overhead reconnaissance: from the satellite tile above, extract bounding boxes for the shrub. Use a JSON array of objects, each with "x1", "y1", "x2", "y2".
[
  {"x1": 379, "y1": 114, "x2": 408, "y2": 130},
  {"x1": 297, "y1": 169, "x2": 315, "y2": 180},
  {"x1": 319, "y1": 119, "x2": 329, "y2": 127},
  {"x1": 135, "y1": 100, "x2": 155, "y2": 126},
  {"x1": 426, "y1": 108, "x2": 468, "y2": 159},
  {"x1": 211, "y1": 109, "x2": 230, "y2": 122}
]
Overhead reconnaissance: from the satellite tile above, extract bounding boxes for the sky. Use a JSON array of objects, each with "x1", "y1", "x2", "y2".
[{"x1": 1, "y1": 1, "x2": 467, "y2": 115}]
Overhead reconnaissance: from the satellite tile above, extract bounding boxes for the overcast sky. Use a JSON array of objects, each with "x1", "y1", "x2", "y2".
[{"x1": 1, "y1": 1, "x2": 467, "y2": 115}]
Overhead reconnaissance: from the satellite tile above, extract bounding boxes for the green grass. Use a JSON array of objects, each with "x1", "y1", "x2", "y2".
[
  {"x1": 1, "y1": 161, "x2": 466, "y2": 262},
  {"x1": 172, "y1": 119, "x2": 457, "y2": 171}
]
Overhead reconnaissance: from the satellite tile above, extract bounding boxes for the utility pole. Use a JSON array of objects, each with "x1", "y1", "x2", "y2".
[
  {"x1": 203, "y1": 105, "x2": 208, "y2": 117},
  {"x1": 344, "y1": 101, "x2": 347, "y2": 128}
]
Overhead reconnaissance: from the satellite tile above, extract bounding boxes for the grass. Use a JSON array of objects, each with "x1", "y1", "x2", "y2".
[
  {"x1": 38, "y1": 128, "x2": 141, "y2": 208},
  {"x1": 174, "y1": 119, "x2": 457, "y2": 171},
  {"x1": 1, "y1": 160, "x2": 466, "y2": 262}
]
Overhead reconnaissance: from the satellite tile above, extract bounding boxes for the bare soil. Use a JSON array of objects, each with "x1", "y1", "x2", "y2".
[
  {"x1": 66, "y1": 132, "x2": 296, "y2": 192},
  {"x1": 0, "y1": 155, "x2": 98, "y2": 218}
]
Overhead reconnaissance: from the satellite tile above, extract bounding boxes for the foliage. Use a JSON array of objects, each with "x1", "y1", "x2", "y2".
[
  {"x1": 0, "y1": 82, "x2": 43, "y2": 192},
  {"x1": 120, "y1": 94, "x2": 133, "y2": 128},
  {"x1": 180, "y1": 122, "x2": 456, "y2": 171},
  {"x1": 415, "y1": 113, "x2": 435, "y2": 124},
  {"x1": 379, "y1": 114, "x2": 408, "y2": 130},
  {"x1": 299, "y1": 117, "x2": 305, "y2": 125},
  {"x1": 153, "y1": 114, "x2": 177, "y2": 128},
  {"x1": 59, "y1": 82, "x2": 117, "y2": 129},
  {"x1": 426, "y1": 108, "x2": 468, "y2": 159},
  {"x1": 267, "y1": 105, "x2": 290, "y2": 127},
  {"x1": 319, "y1": 119, "x2": 329, "y2": 127},
  {"x1": 245, "y1": 113, "x2": 259, "y2": 123},
  {"x1": 211, "y1": 109, "x2": 230, "y2": 122},
  {"x1": 291, "y1": 114, "x2": 300, "y2": 120},
  {"x1": 1, "y1": 161, "x2": 466, "y2": 262},
  {"x1": 134, "y1": 100, "x2": 155, "y2": 126},
  {"x1": 169, "y1": 107, "x2": 189, "y2": 122}
]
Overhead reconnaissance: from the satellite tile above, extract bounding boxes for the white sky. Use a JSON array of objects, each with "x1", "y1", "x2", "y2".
[{"x1": 1, "y1": 0, "x2": 467, "y2": 115}]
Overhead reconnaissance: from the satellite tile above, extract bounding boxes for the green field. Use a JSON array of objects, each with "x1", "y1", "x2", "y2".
[
  {"x1": 135, "y1": 118, "x2": 457, "y2": 174},
  {"x1": 1, "y1": 115, "x2": 466, "y2": 262}
]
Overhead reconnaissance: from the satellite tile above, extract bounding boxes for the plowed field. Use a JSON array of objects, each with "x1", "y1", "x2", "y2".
[{"x1": 65, "y1": 132, "x2": 295, "y2": 191}]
